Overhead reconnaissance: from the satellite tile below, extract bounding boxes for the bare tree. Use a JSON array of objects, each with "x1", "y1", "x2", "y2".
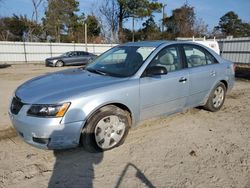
[
  {"x1": 0, "y1": 19, "x2": 10, "y2": 41},
  {"x1": 24, "y1": 0, "x2": 44, "y2": 41},
  {"x1": 99, "y1": 0, "x2": 118, "y2": 43},
  {"x1": 31, "y1": 0, "x2": 44, "y2": 23},
  {"x1": 193, "y1": 18, "x2": 208, "y2": 37}
]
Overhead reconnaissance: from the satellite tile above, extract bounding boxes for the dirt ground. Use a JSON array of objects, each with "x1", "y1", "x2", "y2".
[{"x1": 1, "y1": 64, "x2": 250, "y2": 188}]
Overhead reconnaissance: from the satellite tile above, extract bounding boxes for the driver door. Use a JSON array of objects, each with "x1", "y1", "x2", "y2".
[{"x1": 139, "y1": 45, "x2": 189, "y2": 120}]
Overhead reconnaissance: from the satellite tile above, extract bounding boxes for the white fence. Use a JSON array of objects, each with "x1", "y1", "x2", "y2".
[
  {"x1": 1, "y1": 38, "x2": 250, "y2": 64},
  {"x1": 0, "y1": 41, "x2": 118, "y2": 63},
  {"x1": 218, "y1": 37, "x2": 250, "y2": 64}
]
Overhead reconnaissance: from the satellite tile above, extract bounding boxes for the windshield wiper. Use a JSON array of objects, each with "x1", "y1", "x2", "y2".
[{"x1": 86, "y1": 68, "x2": 108, "y2": 76}]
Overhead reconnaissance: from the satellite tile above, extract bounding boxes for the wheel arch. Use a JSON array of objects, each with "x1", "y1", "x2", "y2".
[
  {"x1": 202, "y1": 79, "x2": 228, "y2": 106},
  {"x1": 79, "y1": 102, "x2": 133, "y2": 146},
  {"x1": 220, "y1": 80, "x2": 228, "y2": 91},
  {"x1": 84, "y1": 102, "x2": 133, "y2": 128}
]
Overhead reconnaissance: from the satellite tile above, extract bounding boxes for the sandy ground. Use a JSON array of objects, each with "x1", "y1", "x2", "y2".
[{"x1": 1, "y1": 64, "x2": 250, "y2": 188}]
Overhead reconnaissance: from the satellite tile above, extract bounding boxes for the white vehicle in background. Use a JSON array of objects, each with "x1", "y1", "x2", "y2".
[{"x1": 176, "y1": 37, "x2": 220, "y2": 55}]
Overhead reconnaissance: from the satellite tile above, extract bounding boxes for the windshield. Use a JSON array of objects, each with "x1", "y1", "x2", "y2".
[
  {"x1": 86, "y1": 46, "x2": 155, "y2": 77},
  {"x1": 61, "y1": 52, "x2": 71, "y2": 57}
]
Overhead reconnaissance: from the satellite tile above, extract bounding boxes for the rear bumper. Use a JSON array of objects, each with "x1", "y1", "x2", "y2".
[
  {"x1": 227, "y1": 74, "x2": 235, "y2": 93},
  {"x1": 8, "y1": 106, "x2": 85, "y2": 149}
]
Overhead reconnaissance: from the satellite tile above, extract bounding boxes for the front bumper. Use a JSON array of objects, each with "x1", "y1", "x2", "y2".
[
  {"x1": 8, "y1": 104, "x2": 85, "y2": 149},
  {"x1": 45, "y1": 60, "x2": 55, "y2": 67}
]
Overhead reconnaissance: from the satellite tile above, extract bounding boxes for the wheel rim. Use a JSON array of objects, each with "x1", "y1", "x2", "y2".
[
  {"x1": 212, "y1": 86, "x2": 224, "y2": 108},
  {"x1": 94, "y1": 115, "x2": 126, "y2": 149},
  {"x1": 56, "y1": 61, "x2": 63, "y2": 67}
]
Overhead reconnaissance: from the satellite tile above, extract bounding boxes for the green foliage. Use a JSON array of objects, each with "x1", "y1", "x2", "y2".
[
  {"x1": 215, "y1": 11, "x2": 250, "y2": 37},
  {"x1": 1, "y1": 1, "x2": 249, "y2": 43},
  {"x1": 43, "y1": 0, "x2": 101, "y2": 43},
  {"x1": 43, "y1": 0, "x2": 79, "y2": 42},
  {"x1": 0, "y1": 14, "x2": 42, "y2": 41},
  {"x1": 85, "y1": 15, "x2": 101, "y2": 37},
  {"x1": 117, "y1": 0, "x2": 162, "y2": 42},
  {"x1": 122, "y1": 16, "x2": 161, "y2": 42},
  {"x1": 140, "y1": 16, "x2": 160, "y2": 40},
  {"x1": 163, "y1": 3, "x2": 195, "y2": 38}
]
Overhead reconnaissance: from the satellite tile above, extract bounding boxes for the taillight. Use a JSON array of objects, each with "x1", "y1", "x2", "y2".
[{"x1": 232, "y1": 64, "x2": 236, "y2": 72}]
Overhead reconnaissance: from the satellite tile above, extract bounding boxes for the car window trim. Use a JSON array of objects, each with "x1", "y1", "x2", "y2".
[
  {"x1": 141, "y1": 44, "x2": 184, "y2": 77},
  {"x1": 180, "y1": 44, "x2": 219, "y2": 69}
]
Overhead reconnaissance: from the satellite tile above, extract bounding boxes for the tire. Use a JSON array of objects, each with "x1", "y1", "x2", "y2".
[
  {"x1": 204, "y1": 82, "x2": 226, "y2": 112},
  {"x1": 55, "y1": 60, "x2": 64, "y2": 67},
  {"x1": 81, "y1": 105, "x2": 131, "y2": 152}
]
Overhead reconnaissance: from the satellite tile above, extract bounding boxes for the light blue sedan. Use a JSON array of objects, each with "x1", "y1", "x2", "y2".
[{"x1": 9, "y1": 41, "x2": 235, "y2": 152}]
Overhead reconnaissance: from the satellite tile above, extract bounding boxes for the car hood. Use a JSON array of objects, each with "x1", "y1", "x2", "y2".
[
  {"x1": 46, "y1": 56, "x2": 64, "y2": 61},
  {"x1": 15, "y1": 68, "x2": 128, "y2": 104}
]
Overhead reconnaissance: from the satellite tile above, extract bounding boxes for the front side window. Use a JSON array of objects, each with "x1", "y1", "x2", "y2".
[
  {"x1": 86, "y1": 46, "x2": 155, "y2": 77},
  {"x1": 67, "y1": 52, "x2": 77, "y2": 57},
  {"x1": 184, "y1": 45, "x2": 217, "y2": 68},
  {"x1": 148, "y1": 46, "x2": 182, "y2": 72}
]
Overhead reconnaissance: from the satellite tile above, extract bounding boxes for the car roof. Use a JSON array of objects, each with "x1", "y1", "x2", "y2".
[
  {"x1": 121, "y1": 40, "x2": 171, "y2": 47},
  {"x1": 120, "y1": 40, "x2": 210, "y2": 48},
  {"x1": 68, "y1": 51, "x2": 88, "y2": 53},
  {"x1": 120, "y1": 40, "x2": 220, "y2": 56}
]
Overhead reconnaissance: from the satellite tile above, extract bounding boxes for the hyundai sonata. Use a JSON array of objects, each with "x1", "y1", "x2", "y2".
[{"x1": 9, "y1": 41, "x2": 235, "y2": 152}]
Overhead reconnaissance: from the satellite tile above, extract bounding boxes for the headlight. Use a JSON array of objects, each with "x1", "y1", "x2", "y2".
[
  {"x1": 27, "y1": 103, "x2": 70, "y2": 117},
  {"x1": 52, "y1": 59, "x2": 58, "y2": 63}
]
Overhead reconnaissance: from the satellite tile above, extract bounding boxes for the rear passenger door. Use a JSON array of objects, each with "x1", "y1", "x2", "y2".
[
  {"x1": 182, "y1": 44, "x2": 219, "y2": 107},
  {"x1": 78, "y1": 52, "x2": 91, "y2": 65}
]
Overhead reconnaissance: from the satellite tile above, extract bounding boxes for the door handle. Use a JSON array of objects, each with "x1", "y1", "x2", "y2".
[
  {"x1": 210, "y1": 70, "x2": 216, "y2": 76},
  {"x1": 179, "y1": 77, "x2": 187, "y2": 82}
]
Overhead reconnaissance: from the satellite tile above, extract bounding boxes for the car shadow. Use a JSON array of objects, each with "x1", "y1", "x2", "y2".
[
  {"x1": 48, "y1": 146, "x2": 103, "y2": 188},
  {"x1": 48, "y1": 108, "x2": 103, "y2": 188},
  {"x1": 235, "y1": 67, "x2": 250, "y2": 80},
  {"x1": 0, "y1": 64, "x2": 11, "y2": 69}
]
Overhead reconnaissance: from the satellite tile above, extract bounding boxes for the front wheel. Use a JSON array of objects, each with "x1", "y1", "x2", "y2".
[
  {"x1": 204, "y1": 82, "x2": 226, "y2": 112},
  {"x1": 55, "y1": 60, "x2": 64, "y2": 67},
  {"x1": 81, "y1": 105, "x2": 131, "y2": 152}
]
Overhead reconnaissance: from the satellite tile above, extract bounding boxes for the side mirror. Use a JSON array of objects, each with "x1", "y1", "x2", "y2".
[{"x1": 145, "y1": 66, "x2": 168, "y2": 76}]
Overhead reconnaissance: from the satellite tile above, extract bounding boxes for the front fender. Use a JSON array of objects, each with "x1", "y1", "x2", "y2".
[{"x1": 61, "y1": 79, "x2": 140, "y2": 127}]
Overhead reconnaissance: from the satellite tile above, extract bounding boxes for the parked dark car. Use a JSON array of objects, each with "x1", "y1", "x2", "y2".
[{"x1": 45, "y1": 51, "x2": 96, "y2": 67}]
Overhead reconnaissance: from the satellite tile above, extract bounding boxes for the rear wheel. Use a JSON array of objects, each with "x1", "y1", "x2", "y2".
[
  {"x1": 81, "y1": 105, "x2": 131, "y2": 152},
  {"x1": 55, "y1": 60, "x2": 64, "y2": 67},
  {"x1": 204, "y1": 82, "x2": 226, "y2": 112}
]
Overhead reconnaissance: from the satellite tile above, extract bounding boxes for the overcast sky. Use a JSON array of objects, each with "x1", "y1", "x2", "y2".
[{"x1": 0, "y1": 0, "x2": 250, "y2": 31}]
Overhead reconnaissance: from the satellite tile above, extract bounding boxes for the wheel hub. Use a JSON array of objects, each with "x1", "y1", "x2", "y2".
[
  {"x1": 94, "y1": 115, "x2": 125, "y2": 149},
  {"x1": 212, "y1": 86, "x2": 224, "y2": 108}
]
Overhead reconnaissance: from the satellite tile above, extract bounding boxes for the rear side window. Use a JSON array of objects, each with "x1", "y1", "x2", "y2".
[
  {"x1": 78, "y1": 52, "x2": 89, "y2": 56},
  {"x1": 206, "y1": 52, "x2": 218, "y2": 65},
  {"x1": 183, "y1": 45, "x2": 217, "y2": 68}
]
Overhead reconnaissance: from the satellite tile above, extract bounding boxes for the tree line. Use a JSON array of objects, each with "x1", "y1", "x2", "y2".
[{"x1": 0, "y1": 0, "x2": 250, "y2": 43}]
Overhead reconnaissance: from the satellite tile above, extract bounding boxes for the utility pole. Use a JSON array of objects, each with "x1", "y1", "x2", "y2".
[
  {"x1": 132, "y1": 16, "x2": 135, "y2": 42},
  {"x1": 162, "y1": 4, "x2": 167, "y2": 32},
  {"x1": 85, "y1": 23, "x2": 88, "y2": 52}
]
